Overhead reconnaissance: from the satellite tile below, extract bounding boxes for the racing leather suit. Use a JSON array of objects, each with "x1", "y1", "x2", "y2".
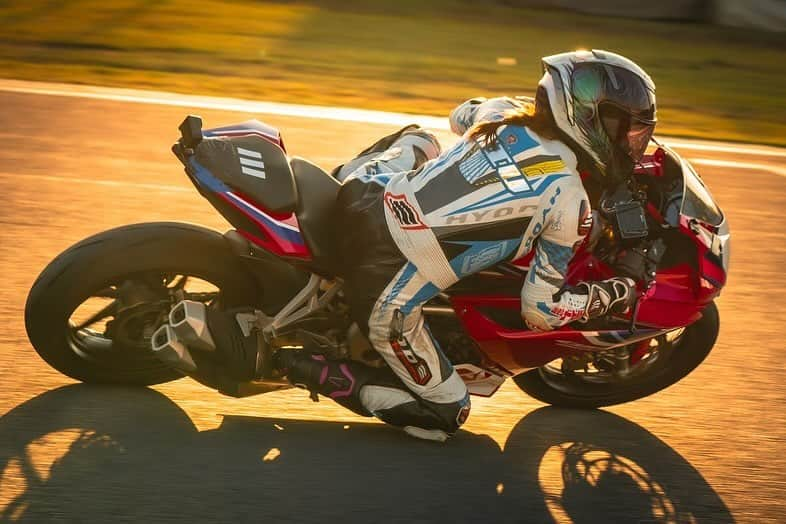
[{"x1": 326, "y1": 96, "x2": 597, "y2": 440}]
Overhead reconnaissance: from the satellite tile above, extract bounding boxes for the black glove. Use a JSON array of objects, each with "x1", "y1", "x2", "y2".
[{"x1": 573, "y1": 277, "x2": 637, "y2": 321}]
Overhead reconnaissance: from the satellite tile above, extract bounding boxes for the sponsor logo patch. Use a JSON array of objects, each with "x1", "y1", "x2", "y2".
[
  {"x1": 550, "y1": 211, "x2": 564, "y2": 231},
  {"x1": 384, "y1": 192, "x2": 427, "y2": 230},
  {"x1": 390, "y1": 337, "x2": 432, "y2": 386},
  {"x1": 460, "y1": 241, "x2": 513, "y2": 275},
  {"x1": 578, "y1": 200, "x2": 593, "y2": 236},
  {"x1": 497, "y1": 163, "x2": 533, "y2": 193},
  {"x1": 445, "y1": 204, "x2": 537, "y2": 226},
  {"x1": 521, "y1": 159, "x2": 566, "y2": 178},
  {"x1": 549, "y1": 305, "x2": 584, "y2": 321}
]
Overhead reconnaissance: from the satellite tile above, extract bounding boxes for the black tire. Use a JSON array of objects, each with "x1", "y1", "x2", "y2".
[
  {"x1": 25, "y1": 222, "x2": 258, "y2": 386},
  {"x1": 513, "y1": 302, "x2": 719, "y2": 408}
]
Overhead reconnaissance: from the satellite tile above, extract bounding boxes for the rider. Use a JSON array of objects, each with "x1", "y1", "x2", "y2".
[{"x1": 209, "y1": 50, "x2": 657, "y2": 442}]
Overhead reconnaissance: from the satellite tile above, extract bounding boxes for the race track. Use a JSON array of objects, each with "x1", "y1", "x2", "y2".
[{"x1": 0, "y1": 84, "x2": 784, "y2": 523}]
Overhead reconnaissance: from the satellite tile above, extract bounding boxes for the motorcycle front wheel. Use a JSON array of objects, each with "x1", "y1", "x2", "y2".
[
  {"x1": 25, "y1": 222, "x2": 258, "y2": 385},
  {"x1": 513, "y1": 302, "x2": 719, "y2": 408}
]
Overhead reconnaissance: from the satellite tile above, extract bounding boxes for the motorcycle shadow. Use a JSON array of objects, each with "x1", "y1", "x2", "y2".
[{"x1": 0, "y1": 385, "x2": 732, "y2": 523}]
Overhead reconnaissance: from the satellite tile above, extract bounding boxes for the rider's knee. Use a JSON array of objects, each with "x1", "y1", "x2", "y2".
[
  {"x1": 417, "y1": 372, "x2": 471, "y2": 432},
  {"x1": 361, "y1": 385, "x2": 471, "y2": 435},
  {"x1": 378, "y1": 396, "x2": 471, "y2": 435}
]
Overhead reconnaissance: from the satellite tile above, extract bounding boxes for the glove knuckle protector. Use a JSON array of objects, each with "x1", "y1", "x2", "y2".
[{"x1": 578, "y1": 277, "x2": 636, "y2": 321}]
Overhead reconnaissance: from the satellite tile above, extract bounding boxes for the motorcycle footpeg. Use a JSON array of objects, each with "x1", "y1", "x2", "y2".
[
  {"x1": 151, "y1": 324, "x2": 197, "y2": 373},
  {"x1": 168, "y1": 300, "x2": 216, "y2": 352}
]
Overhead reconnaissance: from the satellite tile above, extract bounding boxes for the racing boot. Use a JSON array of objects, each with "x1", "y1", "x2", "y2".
[{"x1": 273, "y1": 349, "x2": 374, "y2": 417}]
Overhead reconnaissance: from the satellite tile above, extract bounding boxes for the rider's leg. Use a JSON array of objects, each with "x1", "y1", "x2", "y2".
[
  {"x1": 349, "y1": 261, "x2": 471, "y2": 441},
  {"x1": 334, "y1": 124, "x2": 441, "y2": 182},
  {"x1": 336, "y1": 173, "x2": 470, "y2": 440},
  {"x1": 273, "y1": 173, "x2": 470, "y2": 441},
  {"x1": 266, "y1": 204, "x2": 470, "y2": 442},
  {"x1": 275, "y1": 261, "x2": 471, "y2": 442}
]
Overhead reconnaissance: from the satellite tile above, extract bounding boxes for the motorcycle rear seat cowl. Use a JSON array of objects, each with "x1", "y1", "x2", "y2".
[
  {"x1": 195, "y1": 135, "x2": 298, "y2": 213},
  {"x1": 194, "y1": 135, "x2": 341, "y2": 277}
]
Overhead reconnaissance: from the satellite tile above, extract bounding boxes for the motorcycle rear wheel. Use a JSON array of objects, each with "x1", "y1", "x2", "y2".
[
  {"x1": 513, "y1": 302, "x2": 719, "y2": 408},
  {"x1": 25, "y1": 222, "x2": 258, "y2": 386}
]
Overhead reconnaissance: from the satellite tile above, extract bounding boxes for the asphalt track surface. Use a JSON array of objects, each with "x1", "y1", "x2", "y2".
[{"x1": 0, "y1": 84, "x2": 785, "y2": 523}]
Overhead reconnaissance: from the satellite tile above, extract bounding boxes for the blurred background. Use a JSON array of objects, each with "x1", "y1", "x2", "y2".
[
  {"x1": 0, "y1": 0, "x2": 784, "y2": 145},
  {"x1": 1, "y1": 2, "x2": 785, "y2": 523}
]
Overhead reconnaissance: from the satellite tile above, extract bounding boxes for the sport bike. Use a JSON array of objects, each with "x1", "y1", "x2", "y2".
[{"x1": 25, "y1": 116, "x2": 730, "y2": 407}]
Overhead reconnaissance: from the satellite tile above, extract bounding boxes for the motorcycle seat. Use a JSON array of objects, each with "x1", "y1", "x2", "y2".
[{"x1": 290, "y1": 157, "x2": 341, "y2": 277}]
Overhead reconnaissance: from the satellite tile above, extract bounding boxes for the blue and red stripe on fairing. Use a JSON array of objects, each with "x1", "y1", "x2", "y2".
[{"x1": 187, "y1": 156, "x2": 310, "y2": 258}]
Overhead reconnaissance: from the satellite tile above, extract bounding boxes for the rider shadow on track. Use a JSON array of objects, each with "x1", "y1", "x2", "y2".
[{"x1": 0, "y1": 385, "x2": 733, "y2": 524}]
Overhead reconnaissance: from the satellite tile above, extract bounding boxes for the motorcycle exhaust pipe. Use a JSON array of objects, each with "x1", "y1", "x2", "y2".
[
  {"x1": 168, "y1": 300, "x2": 216, "y2": 352},
  {"x1": 151, "y1": 324, "x2": 197, "y2": 373}
]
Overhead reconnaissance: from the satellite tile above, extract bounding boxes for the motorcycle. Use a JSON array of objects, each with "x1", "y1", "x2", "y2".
[{"x1": 25, "y1": 115, "x2": 730, "y2": 408}]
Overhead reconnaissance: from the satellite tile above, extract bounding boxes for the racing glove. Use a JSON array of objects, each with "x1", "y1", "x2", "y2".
[{"x1": 567, "y1": 277, "x2": 637, "y2": 321}]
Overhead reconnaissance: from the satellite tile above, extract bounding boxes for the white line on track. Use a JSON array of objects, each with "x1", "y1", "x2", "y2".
[
  {"x1": 1, "y1": 78, "x2": 784, "y2": 159},
  {"x1": 661, "y1": 140, "x2": 786, "y2": 158},
  {"x1": 1, "y1": 79, "x2": 785, "y2": 180},
  {"x1": 691, "y1": 158, "x2": 786, "y2": 178},
  {"x1": 0, "y1": 79, "x2": 446, "y2": 130},
  {"x1": 2, "y1": 172, "x2": 192, "y2": 193}
]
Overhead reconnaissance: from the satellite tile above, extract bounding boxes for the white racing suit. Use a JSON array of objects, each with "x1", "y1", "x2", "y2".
[{"x1": 331, "y1": 97, "x2": 594, "y2": 440}]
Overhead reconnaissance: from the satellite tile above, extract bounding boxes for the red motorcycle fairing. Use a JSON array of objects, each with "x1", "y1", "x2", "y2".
[
  {"x1": 451, "y1": 248, "x2": 716, "y2": 377},
  {"x1": 451, "y1": 293, "x2": 667, "y2": 375}
]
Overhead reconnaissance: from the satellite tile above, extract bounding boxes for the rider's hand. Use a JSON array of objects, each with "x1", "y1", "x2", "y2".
[{"x1": 574, "y1": 277, "x2": 637, "y2": 321}]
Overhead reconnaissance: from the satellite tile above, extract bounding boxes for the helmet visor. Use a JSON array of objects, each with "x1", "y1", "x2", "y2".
[{"x1": 599, "y1": 102, "x2": 655, "y2": 162}]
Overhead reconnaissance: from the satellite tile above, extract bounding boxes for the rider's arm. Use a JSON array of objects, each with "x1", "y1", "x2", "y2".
[
  {"x1": 449, "y1": 97, "x2": 521, "y2": 136},
  {"x1": 518, "y1": 178, "x2": 637, "y2": 331},
  {"x1": 519, "y1": 179, "x2": 590, "y2": 331}
]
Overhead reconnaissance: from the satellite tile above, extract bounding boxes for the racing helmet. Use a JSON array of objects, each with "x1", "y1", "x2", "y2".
[{"x1": 538, "y1": 50, "x2": 657, "y2": 181}]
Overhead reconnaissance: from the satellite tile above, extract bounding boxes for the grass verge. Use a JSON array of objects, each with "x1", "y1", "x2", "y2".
[{"x1": 0, "y1": 0, "x2": 784, "y2": 146}]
